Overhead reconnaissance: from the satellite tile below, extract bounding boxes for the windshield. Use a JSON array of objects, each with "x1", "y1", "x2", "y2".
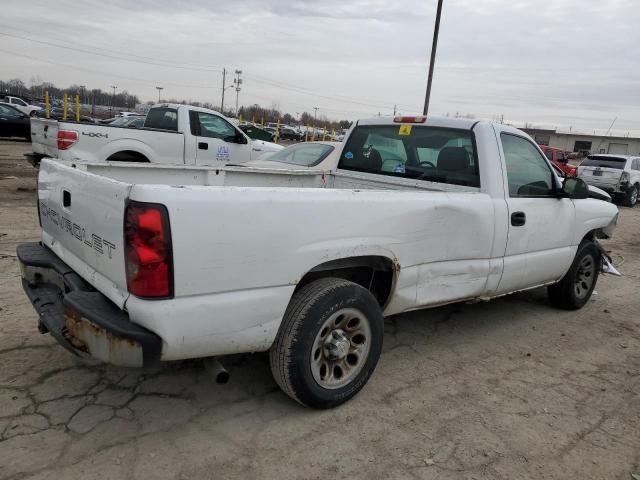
[
  {"x1": 266, "y1": 143, "x2": 335, "y2": 167},
  {"x1": 581, "y1": 156, "x2": 627, "y2": 169},
  {"x1": 338, "y1": 125, "x2": 479, "y2": 187}
]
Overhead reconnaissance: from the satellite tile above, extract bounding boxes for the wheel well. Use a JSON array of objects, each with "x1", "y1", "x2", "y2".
[
  {"x1": 106, "y1": 150, "x2": 150, "y2": 162},
  {"x1": 296, "y1": 256, "x2": 396, "y2": 308}
]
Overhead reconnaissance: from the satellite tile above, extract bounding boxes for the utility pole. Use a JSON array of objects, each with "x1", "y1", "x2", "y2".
[
  {"x1": 221, "y1": 68, "x2": 227, "y2": 113},
  {"x1": 155, "y1": 86, "x2": 163, "y2": 103},
  {"x1": 393, "y1": 104, "x2": 397, "y2": 116},
  {"x1": 423, "y1": 0, "x2": 443, "y2": 116},
  {"x1": 313, "y1": 106, "x2": 319, "y2": 124},
  {"x1": 233, "y1": 69, "x2": 243, "y2": 117},
  {"x1": 79, "y1": 85, "x2": 85, "y2": 105},
  {"x1": 110, "y1": 85, "x2": 117, "y2": 112}
]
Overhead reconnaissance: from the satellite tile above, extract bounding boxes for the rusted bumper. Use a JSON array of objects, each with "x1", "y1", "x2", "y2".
[{"x1": 17, "y1": 242, "x2": 162, "y2": 367}]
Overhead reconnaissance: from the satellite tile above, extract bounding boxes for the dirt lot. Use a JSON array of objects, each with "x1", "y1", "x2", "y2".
[{"x1": 0, "y1": 139, "x2": 638, "y2": 480}]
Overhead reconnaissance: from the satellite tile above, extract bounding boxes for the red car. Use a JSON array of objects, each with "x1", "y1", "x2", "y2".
[{"x1": 539, "y1": 145, "x2": 577, "y2": 177}]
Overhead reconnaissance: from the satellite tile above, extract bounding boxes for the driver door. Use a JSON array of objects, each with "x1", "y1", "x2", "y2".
[
  {"x1": 495, "y1": 129, "x2": 576, "y2": 294},
  {"x1": 191, "y1": 111, "x2": 248, "y2": 165}
]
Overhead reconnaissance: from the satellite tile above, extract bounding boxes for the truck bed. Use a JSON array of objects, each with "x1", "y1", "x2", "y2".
[{"x1": 69, "y1": 160, "x2": 482, "y2": 193}]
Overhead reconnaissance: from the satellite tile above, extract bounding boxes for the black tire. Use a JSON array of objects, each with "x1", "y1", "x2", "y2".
[
  {"x1": 270, "y1": 278, "x2": 384, "y2": 409},
  {"x1": 548, "y1": 241, "x2": 600, "y2": 310},
  {"x1": 623, "y1": 184, "x2": 638, "y2": 207}
]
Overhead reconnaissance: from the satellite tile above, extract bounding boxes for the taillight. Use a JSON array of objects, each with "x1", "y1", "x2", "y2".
[
  {"x1": 393, "y1": 116, "x2": 427, "y2": 123},
  {"x1": 124, "y1": 201, "x2": 173, "y2": 298},
  {"x1": 57, "y1": 130, "x2": 78, "y2": 150}
]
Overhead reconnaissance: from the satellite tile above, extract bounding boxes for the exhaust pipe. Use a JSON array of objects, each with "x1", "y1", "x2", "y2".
[{"x1": 204, "y1": 357, "x2": 230, "y2": 384}]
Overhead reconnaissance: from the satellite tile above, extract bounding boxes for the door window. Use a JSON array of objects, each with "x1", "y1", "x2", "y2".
[
  {"x1": 195, "y1": 112, "x2": 236, "y2": 140},
  {"x1": 0, "y1": 104, "x2": 21, "y2": 117},
  {"x1": 501, "y1": 133, "x2": 555, "y2": 197}
]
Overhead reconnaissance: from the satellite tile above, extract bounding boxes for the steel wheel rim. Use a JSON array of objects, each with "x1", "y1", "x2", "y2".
[
  {"x1": 631, "y1": 188, "x2": 638, "y2": 204},
  {"x1": 310, "y1": 308, "x2": 372, "y2": 390},
  {"x1": 574, "y1": 254, "x2": 596, "y2": 299}
]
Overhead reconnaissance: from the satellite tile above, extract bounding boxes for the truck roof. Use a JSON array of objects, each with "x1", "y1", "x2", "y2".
[{"x1": 356, "y1": 115, "x2": 479, "y2": 130}]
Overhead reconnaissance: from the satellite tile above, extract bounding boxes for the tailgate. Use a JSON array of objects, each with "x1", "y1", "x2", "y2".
[
  {"x1": 38, "y1": 159, "x2": 131, "y2": 308},
  {"x1": 30, "y1": 118, "x2": 59, "y2": 157},
  {"x1": 579, "y1": 166, "x2": 621, "y2": 186}
]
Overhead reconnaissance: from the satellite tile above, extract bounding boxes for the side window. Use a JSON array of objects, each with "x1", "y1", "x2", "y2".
[
  {"x1": 556, "y1": 151, "x2": 565, "y2": 162},
  {"x1": 0, "y1": 105, "x2": 20, "y2": 117},
  {"x1": 195, "y1": 112, "x2": 236, "y2": 140},
  {"x1": 144, "y1": 107, "x2": 178, "y2": 131},
  {"x1": 501, "y1": 133, "x2": 555, "y2": 197}
]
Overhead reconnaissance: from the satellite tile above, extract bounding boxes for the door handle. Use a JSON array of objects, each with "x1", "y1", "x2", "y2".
[
  {"x1": 198, "y1": 142, "x2": 208, "y2": 150},
  {"x1": 511, "y1": 211, "x2": 526, "y2": 226}
]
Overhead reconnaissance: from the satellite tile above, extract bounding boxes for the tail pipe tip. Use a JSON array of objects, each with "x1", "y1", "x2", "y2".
[{"x1": 204, "y1": 357, "x2": 230, "y2": 384}]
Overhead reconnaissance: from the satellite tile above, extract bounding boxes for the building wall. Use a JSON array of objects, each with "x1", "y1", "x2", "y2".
[{"x1": 548, "y1": 134, "x2": 640, "y2": 156}]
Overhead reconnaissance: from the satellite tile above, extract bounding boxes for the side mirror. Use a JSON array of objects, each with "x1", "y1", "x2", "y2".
[{"x1": 562, "y1": 177, "x2": 589, "y2": 199}]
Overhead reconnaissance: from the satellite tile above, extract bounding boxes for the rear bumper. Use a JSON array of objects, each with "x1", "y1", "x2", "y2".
[{"x1": 17, "y1": 242, "x2": 162, "y2": 367}]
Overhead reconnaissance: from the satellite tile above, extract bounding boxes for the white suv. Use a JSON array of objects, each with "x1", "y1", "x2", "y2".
[{"x1": 578, "y1": 154, "x2": 640, "y2": 207}]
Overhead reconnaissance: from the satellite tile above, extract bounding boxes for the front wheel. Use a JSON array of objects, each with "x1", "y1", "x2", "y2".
[
  {"x1": 623, "y1": 185, "x2": 638, "y2": 207},
  {"x1": 270, "y1": 278, "x2": 384, "y2": 409},
  {"x1": 548, "y1": 241, "x2": 600, "y2": 310}
]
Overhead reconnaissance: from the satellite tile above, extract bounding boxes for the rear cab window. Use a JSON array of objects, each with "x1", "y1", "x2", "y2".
[
  {"x1": 338, "y1": 124, "x2": 480, "y2": 187},
  {"x1": 144, "y1": 107, "x2": 178, "y2": 131}
]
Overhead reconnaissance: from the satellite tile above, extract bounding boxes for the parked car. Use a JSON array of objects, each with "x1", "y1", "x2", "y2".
[
  {"x1": 17, "y1": 115, "x2": 618, "y2": 409},
  {"x1": 248, "y1": 141, "x2": 339, "y2": 168},
  {"x1": 1, "y1": 95, "x2": 42, "y2": 116},
  {"x1": 539, "y1": 145, "x2": 576, "y2": 177},
  {"x1": 577, "y1": 154, "x2": 640, "y2": 207},
  {"x1": 278, "y1": 126, "x2": 303, "y2": 141},
  {"x1": 108, "y1": 116, "x2": 146, "y2": 128},
  {"x1": 0, "y1": 103, "x2": 30, "y2": 140},
  {"x1": 29, "y1": 103, "x2": 283, "y2": 164}
]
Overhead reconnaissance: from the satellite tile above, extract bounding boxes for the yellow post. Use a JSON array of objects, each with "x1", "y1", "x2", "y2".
[
  {"x1": 260, "y1": 117, "x2": 264, "y2": 128},
  {"x1": 63, "y1": 94, "x2": 68, "y2": 121},
  {"x1": 252, "y1": 116, "x2": 255, "y2": 124},
  {"x1": 322, "y1": 126, "x2": 327, "y2": 141},
  {"x1": 238, "y1": 113, "x2": 242, "y2": 125},
  {"x1": 331, "y1": 129, "x2": 336, "y2": 141},
  {"x1": 311, "y1": 126, "x2": 315, "y2": 142},
  {"x1": 274, "y1": 118, "x2": 280, "y2": 144},
  {"x1": 75, "y1": 95, "x2": 80, "y2": 122},
  {"x1": 304, "y1": 125, "x2": 309, "y2": 142},
  {"x1": 45, "y1": 91, "x2": 50, "y2": 119}
]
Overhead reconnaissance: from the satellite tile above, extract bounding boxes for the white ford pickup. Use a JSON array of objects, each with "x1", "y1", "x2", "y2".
[
  {"x1": 17, "y1": 115, "x2": 618, "y2": 408},
  {"x1": 29, "y1": 103, "x2": 282, "y2": 165}
]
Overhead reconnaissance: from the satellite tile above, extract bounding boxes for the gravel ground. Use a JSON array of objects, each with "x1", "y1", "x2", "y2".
[{"x1": 0, "y1": 139, "x2": 638, "y2": 480}]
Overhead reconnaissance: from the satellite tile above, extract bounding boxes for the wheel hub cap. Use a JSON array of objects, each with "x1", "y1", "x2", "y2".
[
  {"x1": 324, "y1": 329, "x2": 351, "y2": 360},
  {"x1": 574, "y1": 254, "x2": 596, "y2": 299},
  {"x1": 310, "y1": 308, "x2": 372, "y2": 390}
]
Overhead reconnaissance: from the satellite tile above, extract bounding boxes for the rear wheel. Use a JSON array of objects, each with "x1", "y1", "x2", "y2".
[
  {"x1": 548, "y1": 241, "x2": 600, "y2": 310},
  {"x1": 623, "y1": 184, "x2": 638, "y2": 207},
  {"x1": 270, "y1": 278, "x2": 384, "y2": 409}
]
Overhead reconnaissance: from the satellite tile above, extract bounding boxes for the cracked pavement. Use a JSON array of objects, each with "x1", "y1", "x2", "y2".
[{"x1": 1, "y1": 139, "x2": 639, "y2": 479}]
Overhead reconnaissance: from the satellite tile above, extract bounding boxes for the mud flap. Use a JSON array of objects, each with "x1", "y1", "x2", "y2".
[{"x1": 594, "y1": 239, "x2": 621, "y2": 276}]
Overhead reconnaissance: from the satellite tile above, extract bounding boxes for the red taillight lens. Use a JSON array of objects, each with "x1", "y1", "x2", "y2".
[
  {"x1": 57, "y1": 130, "x2": 78, "y2": 150},
  {"x1": 393, "y1": 116, "x2": 427, "y2": 123},
  {"x1": 124, "y1": 201, "x2": 173, "y2": 298}
]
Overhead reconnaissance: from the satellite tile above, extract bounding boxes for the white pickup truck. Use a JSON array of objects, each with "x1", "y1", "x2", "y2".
[
  {"x1": 28, "y1": 103, "x2": 282, "y2": 165},
  {"x1": 17, "y1": 115, "x2": 618, "y2": 409}
]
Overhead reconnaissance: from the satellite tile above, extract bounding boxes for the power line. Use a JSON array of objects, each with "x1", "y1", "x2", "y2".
[
  {"x1": 0, "y1": 28, "x2": 413, "y2": 112},
  {"x1": 0, "y1": 48, "x2": 223, "y2": 90}
]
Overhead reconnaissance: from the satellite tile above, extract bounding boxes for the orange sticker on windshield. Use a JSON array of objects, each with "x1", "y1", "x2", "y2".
[{"x1": 398, "y1": 125, "x2": 412, "y2": 135}]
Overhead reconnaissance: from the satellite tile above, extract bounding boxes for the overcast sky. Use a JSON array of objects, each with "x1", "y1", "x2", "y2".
[{"x1": 1, "y1": 0, "x2": 639, "y2": 134}]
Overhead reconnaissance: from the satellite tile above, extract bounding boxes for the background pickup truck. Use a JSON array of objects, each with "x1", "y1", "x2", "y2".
[
  {"x1": 18, "y1": 115, "x2": 618, "y2": 409},
  {"x1": 29, "y1": 103, "x2": 282, "y2": 165}
]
